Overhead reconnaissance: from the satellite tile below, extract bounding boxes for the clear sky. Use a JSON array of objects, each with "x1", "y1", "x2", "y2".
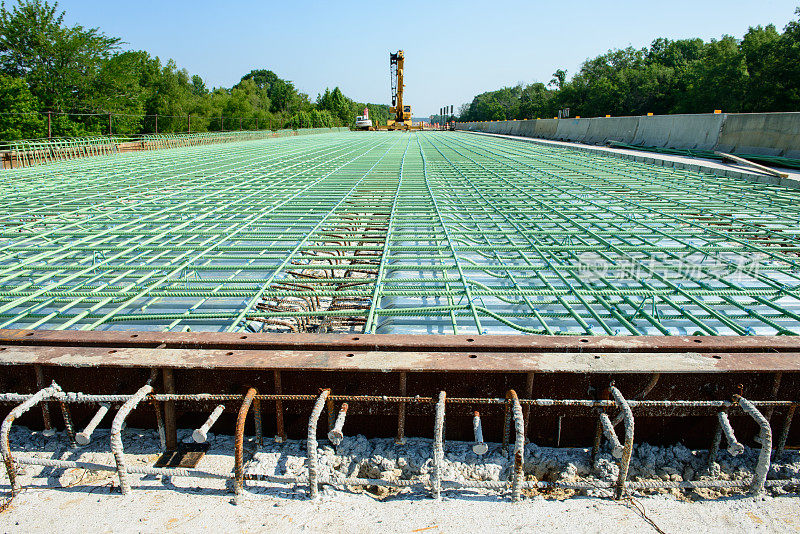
[{"x1": 56, "y1": 0, "x2": 799, "y2": 116}]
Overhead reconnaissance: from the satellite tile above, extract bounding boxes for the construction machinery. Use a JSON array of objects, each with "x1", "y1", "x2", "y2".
[
  {"x1": 355, "y1": 107, "x2": 373, "y2": 130},
  {"x1": 385, "y1": 50, "x2": 420, "y2": 130}
]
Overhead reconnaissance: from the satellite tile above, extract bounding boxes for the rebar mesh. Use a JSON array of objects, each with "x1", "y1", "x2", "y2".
[{"x1": 2, "y1": 131, "x2": 800, "y2": 335}]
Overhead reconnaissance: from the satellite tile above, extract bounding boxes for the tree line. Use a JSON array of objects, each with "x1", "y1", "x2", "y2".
[
  {"x1": 0, "y1": 0, "x2": 390, "y2": 141},
  {"x1": 459, "y1": 8, "x2": 800, "y2": 122}
]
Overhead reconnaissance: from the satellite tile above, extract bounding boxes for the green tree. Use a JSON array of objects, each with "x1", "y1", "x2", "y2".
[
  {"x1": 680, "y1": 36, "x2": 748, "y2": 113},
  {"x1": 0, "y1": 0, "x2": 120, "y2": 114},
  {"x1": 329, "y1": 87, "x2": 351, "y2": 124},
  {"x1": 90, "y1": 51, "x2": 157, "y2": 134},
  {"x1": 549, "y1": 69, "x2": 567, "y2": 89},
  {"x1": 740, "y1": 10, "x2": 800, "y2": 112},
  {"x1": 0, "y1": 72, "x2": 43, "y2": 139},
  {"x1": 457, "y1": 8, "x2": 800, "y2": 121}
]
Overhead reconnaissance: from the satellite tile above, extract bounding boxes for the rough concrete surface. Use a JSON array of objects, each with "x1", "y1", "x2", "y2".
[
  {"x1": 3, "y1": 485, "x2": 800, "y2": 533},
  {"x1": 717, "y1": 113, "x2": 800, "y2": 158},
  {"x1": 1, "y1": 426, "x2": 798, "y2": 533}
]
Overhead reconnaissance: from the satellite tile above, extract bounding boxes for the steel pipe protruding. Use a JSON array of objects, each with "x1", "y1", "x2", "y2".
[
  {"x1": 610, "y1": 386, "x2": 634, "y2": 500},
  {"x1": 193, "y1": 404, "x2": 225, "y2": 444},
  {"x1": 307, "y1": 389, "x2": 330, "y2": 500},
  {"x1": 716, "y1": 411, "x2": 744, "y2": 456},
  {"x1": 110, "y1": 384, "x2": 153, "y2": 495},
  {"x1": 735, "y1": 395, "x2": 772, "y2": 495},
  {"x1": 76, "y1": 403, "x2": 110, "y2": 446},
  {"x1": 327, "y1": 403, "x2": 348, "y2": 446},
  {"x1": 472, "y1": 411, "x2": 488, "y2": 455}
]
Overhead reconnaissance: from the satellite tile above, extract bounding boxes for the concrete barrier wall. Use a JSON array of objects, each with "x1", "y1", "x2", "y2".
[
  {"x1": 534, "y1": 119, "x2": 558, "y2": 139},
  {"x1": 584, "y1": 116, "x2": 639, "y2": 144},
  {"x1": 554, "y1": 118, "x2": 591, "y2": 143},
  {"x1": 455, "y1": 112, "x2": 800, "y2": 159},
  {"x1": 632, "y1": 114, "x2": 724, "y2": 150},
  {"x1": 717, "y1": 113, "x2": 800, "y2": 159}
]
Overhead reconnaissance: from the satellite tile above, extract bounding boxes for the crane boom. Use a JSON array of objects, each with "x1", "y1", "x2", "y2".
[{"x1": 388, "y1": 50, "x2": 412, "y2": 129}]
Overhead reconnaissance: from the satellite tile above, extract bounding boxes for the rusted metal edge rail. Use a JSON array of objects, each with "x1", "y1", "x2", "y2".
[
  {"x1": 5, "y1": 329, "x2": 800, "y2": 354},
  {"x1": 2, "y1": 344, "x2": 800, "y2": 372}
]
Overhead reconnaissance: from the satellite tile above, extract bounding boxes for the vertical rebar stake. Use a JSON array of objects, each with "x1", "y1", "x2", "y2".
[
  {"x1": 234, "y1": 388, "x2": 257, "y2": 499},
  {"x1": 110, "y1": 384, "x2": 153, "y2": 495},
  {"x1": 274, "y1": 370, "x2": 286, "y2": 443},
  {"x1": 162, "y1": 369, "x2": 177, "y2": 451},
  {"x1": 152, "y1": 398, "x2": 166, "y2": 450},
  {"x1": 432, "y1": 391, "x2": 446, "y2": 500},
  {"x1": 736, "y1": 395, "x2": 772, "y2": 495},
  {"x1": 307, "y1": 389, "x2": 330, "y2": 500},
  {"x1": 508, "y1": 390, "x2": 525, "y2": 502},
  {"x1": 396, "y1": 372, "x2": 407, "y2": 445},
  {"x1": 33, "y1": 365, "x2": 53, "y2": 436},
  {"x1": 774, "y1": 404, "x2": 795, "y2": 460},
  {"x1": 610, "y1": 386, "x2": 634, "y2": 499},
  {"x1": 501, "y1": 393, "x2": 512, "y2": 457},
  {"x1": 59, "y1": 401, "x2": 77, "y2": 448}
]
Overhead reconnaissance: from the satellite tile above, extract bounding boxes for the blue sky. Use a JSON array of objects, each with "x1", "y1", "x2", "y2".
[{"x1": 56, "y1": 0, "x2": 799, "y2": 116}]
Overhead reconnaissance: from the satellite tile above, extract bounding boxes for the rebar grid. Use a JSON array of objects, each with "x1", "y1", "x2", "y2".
[{"x1": 3, "y1": 131, "x2": 800, "y2": 335}]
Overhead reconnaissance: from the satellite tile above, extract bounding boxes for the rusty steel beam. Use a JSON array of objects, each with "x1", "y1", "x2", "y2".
[
  {"x1": 2, "y1": 344, "x2": 800, "y2": 373},
  {"x1": 0, "y1": 329, "x2": 800, "y2": 373},
  {"x1": 3, "y1": 328, "x2": 800, "y2": 354}
]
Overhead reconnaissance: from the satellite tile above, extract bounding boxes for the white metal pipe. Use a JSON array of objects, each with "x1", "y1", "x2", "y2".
[
  {"x1": 75, "y1": 403, "x2": 110, "y2": 446},
  {"x1": 472, "y1": 411, "x2": 488, "y2": 455},
  {"x1": 192, "y1": 404, "x2": 225, "y2": 443},
  {"x1": 327, "y1": 403, "x2": 348, "y2": 445}
]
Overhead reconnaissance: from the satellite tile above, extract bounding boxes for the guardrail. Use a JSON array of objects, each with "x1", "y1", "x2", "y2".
[{"x1": 0, "y1": 127, "x2": 351, "y2": 169}]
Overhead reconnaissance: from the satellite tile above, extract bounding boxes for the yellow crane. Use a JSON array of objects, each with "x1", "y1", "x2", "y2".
[{"x1": 385, "y1": 50, "x2": 420, "y2": 130}]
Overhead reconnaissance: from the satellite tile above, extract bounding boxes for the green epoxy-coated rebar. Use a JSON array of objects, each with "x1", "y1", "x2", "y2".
[{"x1": 2, "y1": 131, "x2": 800, "y2": 335}]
